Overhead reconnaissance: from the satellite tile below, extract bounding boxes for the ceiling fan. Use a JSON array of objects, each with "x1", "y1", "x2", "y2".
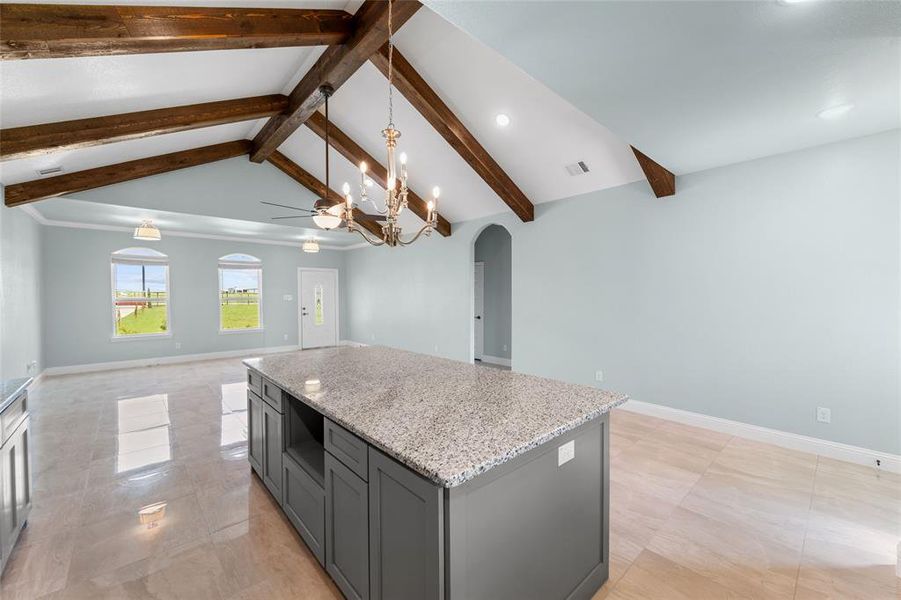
[
  {"x1": 262, "y1": 84, "x2": 385, "y2": 230},
  {"x1": 261, "y1": 200, "x2": 385, "y2": 224}
]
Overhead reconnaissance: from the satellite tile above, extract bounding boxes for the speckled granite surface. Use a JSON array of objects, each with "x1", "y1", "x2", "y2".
[{"x1": 244, "y1": 346, "x2": 628, "y2": 487}]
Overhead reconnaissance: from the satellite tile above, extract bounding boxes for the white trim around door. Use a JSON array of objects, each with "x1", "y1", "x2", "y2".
[{"x1": 297, "y1": 267, "x2": 340, "y2": 349}]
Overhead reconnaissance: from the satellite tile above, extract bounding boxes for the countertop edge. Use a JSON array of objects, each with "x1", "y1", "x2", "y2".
[
  {"x1": 0, "y1": 377, "x2": 33, "y2": 414},
  {"x1": 244, "y1": 359, "x2": 627, "y2": 488}
]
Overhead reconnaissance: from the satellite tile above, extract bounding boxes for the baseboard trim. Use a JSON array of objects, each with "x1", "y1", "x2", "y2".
[
  {"x1": 339, "y1": 340, "x2": 369, "y2": 347},
  {"x1": 619, "y1": 400, "x2": 901, "y2": 474},
  {"x1": 43, "y1": 345, "x2": 301, "y2": 376},
  {"x1": 479, "y1": 355, "x2": 511, "y2": 367}
]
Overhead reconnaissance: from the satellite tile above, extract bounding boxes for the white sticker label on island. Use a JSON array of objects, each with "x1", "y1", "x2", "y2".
[{"x1": 558, "y1": 440, "x2": 575, "y2": 466}]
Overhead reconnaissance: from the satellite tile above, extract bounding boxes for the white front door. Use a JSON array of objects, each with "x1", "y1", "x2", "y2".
[
  {"x1": 300, "y1": 269, "x2": 337, "y2": 349},
  {"x1": 474, "y1": 262, "x2": 484, "y2": 361}
]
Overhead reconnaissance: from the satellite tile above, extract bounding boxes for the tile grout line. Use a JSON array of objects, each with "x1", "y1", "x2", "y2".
[{"x1": 792, "y1": 454, "x2": 820, "y2": 600}]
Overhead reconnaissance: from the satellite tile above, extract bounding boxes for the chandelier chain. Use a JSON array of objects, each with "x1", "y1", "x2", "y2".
[{"x1": 387, "y1": 0, "x2": 394, "y2": 129}]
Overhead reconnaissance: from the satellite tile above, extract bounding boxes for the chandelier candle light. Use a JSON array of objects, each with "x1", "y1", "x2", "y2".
[{"x1": 328, "y1": 0, "x2": 442, "y2": 247}]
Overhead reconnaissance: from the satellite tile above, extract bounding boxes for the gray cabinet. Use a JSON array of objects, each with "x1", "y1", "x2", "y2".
[
  {"x1": 368, "y1": 447, "x2": 443, "y2": 600},
  {"x1": 247, "y1": 391, "x2": 263, "y2": 476},
  {"x1": 325, "y1": 452, "x2": 369, "y2": 600},
  {"x1": 0, "y1": 415, "x2": 30, "y2": 574},
  {"x1": 261, "y1": 402, "x2": 283, "y2": 503},
  {"x1": 283, "y1": 454, "x2": 325, "y2": 566}
]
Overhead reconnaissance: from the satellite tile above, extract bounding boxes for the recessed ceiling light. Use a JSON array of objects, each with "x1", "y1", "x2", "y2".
[
  {"x1": 817, "y1": 103, "x2": 854, "y2": 120},
  {"x1": 495, "y1": 113, "x2": 510, "y2": 127}
]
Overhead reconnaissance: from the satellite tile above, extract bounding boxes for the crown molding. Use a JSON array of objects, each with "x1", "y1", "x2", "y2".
[{"x1": 16, "y1": 203, "x2": 357, "y2": 251}]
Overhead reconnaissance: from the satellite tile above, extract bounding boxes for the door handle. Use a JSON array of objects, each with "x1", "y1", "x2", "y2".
[
  {"x1": 475, "y1": 315, "x2": 482, "y2": 320},
  {"x1": 301, "y1": 307, "x2": 308, "y2": 316}
]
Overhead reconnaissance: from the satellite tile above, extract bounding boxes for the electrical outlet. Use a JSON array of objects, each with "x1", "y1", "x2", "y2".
[
  {"x1": 503, "y1": 344, "x2": 507, "y2": 352},
  {"x1": 558, "y1": 440, "x2": 575, "y2": 466},
  {"x1": 595, "y1": 370, "x2": 604, "y2": 382},
  {"x1": 370, "y1": 333, "x2": 376, "y2": 341},
  {"x1": 26, "y1": 361, "x2": 38, "y2": 375},
  {"x1": 283, "y1": 334, "x2": 288, "y2": 341},
  {"x1": 434, "y1": 344, "x2": 439, "y2": 353},
  {"x1": 816, "y1": 407, "x2": 831, "y2": 424},
  {"x1": 175, "y1": 342, "x2": 182, "y2": 350},
  {"x1": 283, "y1": 294, "x2": 293, "y2": 301}
]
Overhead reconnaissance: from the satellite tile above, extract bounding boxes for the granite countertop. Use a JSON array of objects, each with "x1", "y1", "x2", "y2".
[
  {"x1": 244, "y1": 346, "x2": 627, "y2": 487},
  {"x1": 0, "y1": 377, "x2": 32, "y2": 414}
]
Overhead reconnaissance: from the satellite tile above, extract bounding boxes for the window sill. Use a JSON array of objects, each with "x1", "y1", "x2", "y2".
[
  {"x1": 110, "y1": 333, "x2": 173, "y2": 342},
  {"x1": 219, "y1": 328, "x2": 264, "y2": 335}
]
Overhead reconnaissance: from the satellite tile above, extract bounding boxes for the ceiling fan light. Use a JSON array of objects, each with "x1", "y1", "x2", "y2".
[
  {"x1": 312, "y1": 213, "x2": 342, "y2": 230},
  {"x1": 133, "y1": 220, "x2": 161, "y2": 241},
  {"x1": 302, "y1": 239, "x2": 320, "y2": 253}
]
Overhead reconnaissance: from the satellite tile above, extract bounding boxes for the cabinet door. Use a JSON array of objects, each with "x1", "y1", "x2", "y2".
[
  {"x1": 325, "y1": 452, "x2": 369, "y2": 600},
  {"x1": 247, "y1": 391, "x2": 263, "y2": 476},
  {"x1": 283, "y1": 454, "x2": 325, "y2": 566},
  {"x1": 0, "y1": 439, "x2": 12, "y2": 567},
  {"x1": 12, "y1": 419, "x2": 31, "y2": 531},
  {"x1": 262, "y1": 403, "x2": 283, "y2": 504},
  {"x1": 368, "y1": 447, "x2": 443, "y2": 600}
]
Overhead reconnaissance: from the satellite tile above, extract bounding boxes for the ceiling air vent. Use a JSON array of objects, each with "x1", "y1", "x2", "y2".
[
  {"x1": 565, "y1": 161, "x2": 590, "y2": 176},
  {"x1": 36, "y1": 166, "x2": 64, "y2": 177}
]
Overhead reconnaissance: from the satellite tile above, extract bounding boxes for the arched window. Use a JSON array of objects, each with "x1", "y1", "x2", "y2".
[
  {"x1": 219, "y1": 254, "x2": 263, "y2": 332},
  {"x1": 111, "y1": 248, "x2": 170, "y2": 338}
]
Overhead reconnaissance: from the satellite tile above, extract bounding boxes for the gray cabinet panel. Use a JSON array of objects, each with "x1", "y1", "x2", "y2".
[
  {"x1": 0, "y1": 416, "x2": 31, "y2": 575},
  {"x1": 0, "y1": 434, "x2": 12, "y2": 568},
  {"x1": 446, "y1": 417, "x2": 607, "y2": 600},
  {"x1": 262, "y1": 403, "x2": 283, "y2": 504},
  {"x1": 283, "y1": 453, "x2": 325, "y2": 566},
  {"x1": 368, "y1": 447, "x2": 443, "y2": 600},
  {"x1": 247, "y1": 391, "x2": 263, "y2": 476},
  {"x1": 325, "y1": 419, "x2": 368, "y2": 481},
  {"x1": 325, "y1": 452, "x2": 369, "y2": 600}
]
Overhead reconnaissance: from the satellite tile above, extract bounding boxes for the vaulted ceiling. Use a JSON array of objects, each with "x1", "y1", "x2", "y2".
[{"x1": 1, "y1": 0, "x2": 894, "y2": 248}]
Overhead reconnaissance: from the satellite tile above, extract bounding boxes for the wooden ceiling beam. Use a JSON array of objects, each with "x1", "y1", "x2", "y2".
[
  {"x1": 4, "y1": 140, "x2": 251, "y2": 207},
  {"x1": 370, "y1": 45, "x2": 534, "y2": 222},
  {"x1": 266, "y1": 150, "x2": 383, "y2": 238},
  {"x1": 0, "y1": 4, "x2": 353, "y2": 59},
  {"x1": 250, "y1": 0, "x2": 422, "y2": 163},
  {"x1": 630, "y1": 146, "x2": 675, "y2": 198},
  {"x1": 1, "y1": 95, "x2": 288, "y2": 162},
  {"x1": 305, "y1": 112, "x2": 451, "y2": 237}
]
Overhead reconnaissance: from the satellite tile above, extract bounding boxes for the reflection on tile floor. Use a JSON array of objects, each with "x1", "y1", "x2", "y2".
[{"x1": 1, "y1": 357, "x2": 898, "y2": 599}]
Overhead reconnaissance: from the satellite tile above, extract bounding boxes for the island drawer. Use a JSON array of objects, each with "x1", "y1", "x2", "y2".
[
  {"x1": 247, "y1": 369, "x2": 263, "y2": 397},
  {"x1": 1, "y1": 391, "x2": 27, "y2": 446},
  {"x1": 325, "y1": 419, "x2": 368, "y2": 481},
  {"x1": 261, "y1": 377, "x2": 284, "y2": 413}
]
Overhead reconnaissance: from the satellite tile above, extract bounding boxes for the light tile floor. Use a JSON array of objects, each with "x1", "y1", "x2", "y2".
[{"x1": 1, "y1": 357, "x2": 898, "y2": 599}]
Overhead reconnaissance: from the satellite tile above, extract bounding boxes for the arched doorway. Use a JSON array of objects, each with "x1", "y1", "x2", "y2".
[{"x1": 472, "y1": 224, "x2": 512, "y2": 369}]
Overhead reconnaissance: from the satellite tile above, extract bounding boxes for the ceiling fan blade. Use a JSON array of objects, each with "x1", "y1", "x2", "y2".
[
  {"x1": 261, "y1": 201, "x2": 315, "y2": 213},
  {"x1": 271, "y1": 215, "x2": 314, "y2": 220}
]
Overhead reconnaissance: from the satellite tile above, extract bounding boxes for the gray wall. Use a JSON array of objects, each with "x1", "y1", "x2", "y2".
[
  {"x1": 474, "y1": 225, "x2": 512, "y2": 360},
  {"x1": 41, "y1": 226, "x2": 346, "y2": 368},
  {"x1": 345, "y1": 130, "x2": 901, "y2": 454},
  {"x1": 0, "y1": 188, "x2": 44, "y2": 380}
]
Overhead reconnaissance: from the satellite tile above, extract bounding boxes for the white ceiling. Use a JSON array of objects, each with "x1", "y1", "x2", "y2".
[
  {"x1": 6, "y1": 1, "x2": 888, "y2": 242},
  {"x1": 425, "y1": 0, "x2": 901, "y2": 175}
]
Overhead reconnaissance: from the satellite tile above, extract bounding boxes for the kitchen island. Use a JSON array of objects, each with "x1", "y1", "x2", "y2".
[{"x1": 244, "y1": 346, "x2": 627, "y2": 600}]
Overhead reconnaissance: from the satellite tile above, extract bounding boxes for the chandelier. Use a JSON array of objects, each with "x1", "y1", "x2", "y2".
[{"x1": 325, "y1": 0, "x2": 442, "y2": 247}]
